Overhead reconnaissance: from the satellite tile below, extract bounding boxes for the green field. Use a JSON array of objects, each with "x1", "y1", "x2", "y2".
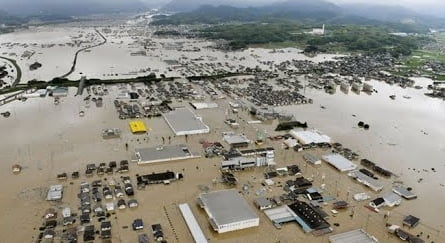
[{"x1": 412, "y1": 50, "x2": 445, "y2": 63}]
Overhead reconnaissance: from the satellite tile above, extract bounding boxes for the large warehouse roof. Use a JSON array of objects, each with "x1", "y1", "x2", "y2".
[
  {"x1": 290, "y1": 129, "x2": 331, "y2": 145},
  {"x1": 329, "y1": 229, "x2": 379, "y2": 243},
  {"x1": 135, "y1": 144, "x2": 200, "y2": 164},
  {"x1": 198, "y1": 190, "x2": 258, "y2": 228},
  {"x1": 322, "y1": 154, "x2": 357, "y2": 172},
  {"x1": 163, "y1": 107, "x2": 210, "y2": 136},
  {"x1": 348, "y1": 170, "x2": 384, "y2": 191}
]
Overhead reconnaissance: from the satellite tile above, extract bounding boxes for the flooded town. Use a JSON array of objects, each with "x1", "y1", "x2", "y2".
[{"x1": 1, "y1": 2, "x2": 445, "y2": 243}]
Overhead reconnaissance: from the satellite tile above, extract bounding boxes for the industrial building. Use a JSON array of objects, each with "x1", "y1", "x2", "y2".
[
  {"x1": 197, "y1": 190, "x2": 259, "y2": 233},
  {"x1": 290, "y1": 129, "x2": 331, "y2": 145},
  {"x1": 329, "y1": 229, "x2": 379, "y2": 243},
  {"x1": 264, "y1": 205, "x2": 299, "y2": 226},
  {"x1": 135, "y1": 144, "x2": 200, "y2": 165},
  {"x1": 163, "y1": 107, "x2": 210, "y2": 136},
  {"x1": 221, "y1": 147, "x2": 275, "y2": 170},
  {"x1": 348, "y1": 170, "x2": 384, "y2": 191},
  {"x1": 190, "y1": 102, "x2": 218, "y2": 110},
  {"x1": 129, "y1": 120, "x2": 148, "y2": 134},
  {"x1": 178, "y1": 203, "x2": 208, "y2": 243},
  {"x1": 303, "y1": 153, "x2": 322, "y2": 165},
  {"x1": 287, "y1": 200, "x2": 332, "y2": 235},
  {"x1": 322, "y1": 154, "x2": 357, "y2": 172},
  {"x1": 223, "y1": 132, "x2": 251, "y2": 148},
  {"x1": 221, "y1": 157, "x2": 256, "y2": 170}
]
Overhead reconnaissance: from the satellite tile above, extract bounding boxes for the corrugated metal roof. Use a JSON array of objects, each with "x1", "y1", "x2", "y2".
[
  {"x1": 329, "y1": 229, "x2": 379, "y2": 243},
  {"x1": 198, "y1": 190, "x2": 258, "y2": 226},
  {"x1": 178, "y1": 203, "x2": 208, "y2": 243}
]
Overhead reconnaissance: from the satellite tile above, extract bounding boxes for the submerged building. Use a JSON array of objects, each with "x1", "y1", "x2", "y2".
[
  {"x1": 197, "y1": 190, "x2": 259, "y2": 233},
  {"x1": 163, "y1": 107, "x2": 210, "y2": 136}
]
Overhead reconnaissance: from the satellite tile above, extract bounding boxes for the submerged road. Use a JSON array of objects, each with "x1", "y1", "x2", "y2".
[
  {"x1": 0, "y1": 72, "x2": 251, "y2": 96},
  {"x1": 60, "y1": 29, "x2": 107, "y2": 78},
  {"x1": 0, "y1": 56, "x2": 22, "y2": 86}
]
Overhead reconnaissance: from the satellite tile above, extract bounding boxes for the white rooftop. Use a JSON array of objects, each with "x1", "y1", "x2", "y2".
[
  {"x1": 163, "y1": 107, "x2": 210, "y2": 136},
  {"x1": 323, "y1": 154, "x2": 357, "y2": 172},
  {"x1": 46, "y1": 185, "x2": 63, "y2": 201},
  {"x1": 383, "y1": 192, "x2": 402, "y2": 206},
  {"x1": 392, "y1": 186, "x2": 417, "y2": 199},
  {"x1": 179, "y1": 203, "x2": 208, "y2": 243},
  {"x1": 290, "y1": 129, "x2": 331, "y2": 145},
  {"x1": 190, "y1": 102, "x2": 218, "y2": 110},
  {"x1": 223, "y1": 132, "x2": 250, "y2": 145}
]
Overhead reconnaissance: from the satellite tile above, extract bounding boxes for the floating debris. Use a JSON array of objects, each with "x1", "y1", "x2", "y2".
[
  {"x1": 1, "y1": 111, "x2": 11, "y2": 118},
  {"x1": 12, "y1": 164, "x2": 22, "y2": 174}
]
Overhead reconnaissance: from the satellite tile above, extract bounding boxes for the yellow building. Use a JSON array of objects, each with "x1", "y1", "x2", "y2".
[{"x1": 129, "y1": 120, "x2": 147, "y2": 134}]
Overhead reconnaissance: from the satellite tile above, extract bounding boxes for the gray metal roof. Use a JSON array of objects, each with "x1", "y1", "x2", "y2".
[
  {"x1": 264, "y1": 205, "x2": 298, "y2": 224},
  {"x1": 163, "y1": 107, "x2": 209, "y2": 135},
  {"x1": 254, "y1": 197, "x2": 272, "y2": 208},
  {"x1": 198, "y1": 190, "x2": 258, "y2": 226},
  {"x1": 329, "y1": 229, "x2": 379, "y2": 243},
  {"x1": 348, "y1": 170, "x2": 384, "y2": 191},
  {"x1": 135, "y1": 144, "x2": 199, "y2": 164}
]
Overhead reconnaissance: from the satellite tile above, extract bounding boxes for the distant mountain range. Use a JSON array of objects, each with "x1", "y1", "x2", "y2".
[
  {"x1": 0, "y1": 0, "x2": 443, "y2": 29},
  {"x1": 162, "y1": 0, "x2": 284, "y2": 12},
  {"x1": 159, "y1": 0, "x2": 445, "y2": 29}
]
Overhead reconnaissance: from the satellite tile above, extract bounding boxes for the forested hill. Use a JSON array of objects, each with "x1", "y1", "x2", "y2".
[
  {"x1": 153, "y1": 0, "x2": 444, "y2": 32},
  {"x1": 0, "y1": 10, "x2": 25, "y2": 26}
]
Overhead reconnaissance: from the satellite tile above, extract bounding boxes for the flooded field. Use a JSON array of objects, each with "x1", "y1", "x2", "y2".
[
  {"x1": 0, "y1": 21, "x2": 340, "y2": 83},
  {"x1": 278, "y1": 77, "x2": 445, "y2": 230}
]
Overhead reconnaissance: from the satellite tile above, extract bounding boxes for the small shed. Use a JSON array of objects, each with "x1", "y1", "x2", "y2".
[
  {"x1": 369, "y1": 197, "x2": 385, "y2": 209},
  {"x1": 254, "y1": 197, "x2": 273, "y2": 210},
  {"x1": 62, "y1": 208, "x2": 71, "y2": 218},
  {"x1": 403, "y1": 215, "x2": 420, "y2": 227}
]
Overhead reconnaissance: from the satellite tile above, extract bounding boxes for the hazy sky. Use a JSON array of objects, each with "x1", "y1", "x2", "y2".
[
  {"x1": 331, "y1": 0, "x2": 443, "y2": 4},
  {"x1": 0, "y1": 0, "x2": 443, "y2": 8}
]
